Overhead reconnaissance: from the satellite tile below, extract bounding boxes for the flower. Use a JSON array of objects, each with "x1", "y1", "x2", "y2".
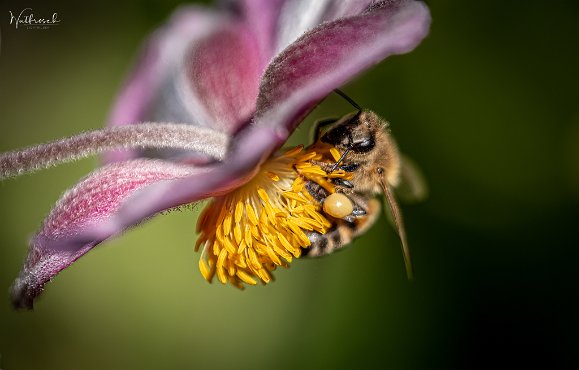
[{"x1": 1, "y1": 0, "x2": 430, "y2": 309}]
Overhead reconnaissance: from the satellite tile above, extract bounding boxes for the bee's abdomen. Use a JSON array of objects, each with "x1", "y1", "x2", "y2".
[{"x1": 303, "y1": 225, "x2": 352, "y2": 257}]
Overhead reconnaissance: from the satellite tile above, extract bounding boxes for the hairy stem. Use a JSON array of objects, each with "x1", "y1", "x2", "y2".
[{"x1": 0, "y1": 123, "x2": 229, "y2": 179}]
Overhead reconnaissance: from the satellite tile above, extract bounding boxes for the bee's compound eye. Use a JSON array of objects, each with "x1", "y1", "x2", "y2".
[{"x1": 323, "y1": 193, "x2": 354, "y2": 218}]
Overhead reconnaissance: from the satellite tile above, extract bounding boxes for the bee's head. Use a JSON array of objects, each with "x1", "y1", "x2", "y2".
[{"x1": 321, "y1": 111, "x2": 379, "y2": 153}]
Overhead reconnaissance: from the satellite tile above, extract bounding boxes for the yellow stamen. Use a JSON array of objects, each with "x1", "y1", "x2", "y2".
[
  {"x1": 234, "y1": 201, "x2": 244, "y2": 223},
  {"x1": 330, "y1": 147, "x2": 341, "y2": 162},
  {"x1": 195, "y1": 144, "x2": 351, "y2": 288},
  {"x1": 266, "y1": 171, "x2": 280, "y2": 181}
]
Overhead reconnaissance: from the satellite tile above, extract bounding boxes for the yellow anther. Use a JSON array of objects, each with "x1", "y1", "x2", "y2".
[
  {"x1": 330, "y1": 147, "x2": 341, "y2": 162},
  {"x1": 235, "y1": 201, "x2": 244, "y2": 223}
]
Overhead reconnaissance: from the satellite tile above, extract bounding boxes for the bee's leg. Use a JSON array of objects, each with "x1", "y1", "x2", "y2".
[
  {"x1": 332, "y1": 178, "x2": 354, "y2": 189},
  {"x1": 342, "y1": 194, "x2": 368, "y2": 223},
  {"x1": 339, "y1": 194, "x2": 380, "y2": 238},
  {"x1": 304, "y1": 194, "x2": 376, "y2": 257},
  {"x1": 312, "y1": 117, "x2": 339, "y2": 142},
  {"x1": 339, "y1": 162, "x2": 360, "y2": 172},
  {"x1": 351, "y1": 198, "x2": 381, "y2": 238}
]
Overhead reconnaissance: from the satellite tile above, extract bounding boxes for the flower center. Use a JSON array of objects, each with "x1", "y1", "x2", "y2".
[{"x1": 195, "y1": 143, "x2": 352, "y2": 288}]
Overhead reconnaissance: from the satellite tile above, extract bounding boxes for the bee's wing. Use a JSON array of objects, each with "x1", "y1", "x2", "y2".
[
  {"x1": 379, "y1": 176, "x2": 414, "y2": 280},
  {"x1": 395, "y1": 154, "x2": 428, "y2": 204}
]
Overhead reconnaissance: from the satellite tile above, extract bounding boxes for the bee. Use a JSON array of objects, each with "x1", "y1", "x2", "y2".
[{"x1": 301, "y1": 91, "x2": 426, "y2": 279}]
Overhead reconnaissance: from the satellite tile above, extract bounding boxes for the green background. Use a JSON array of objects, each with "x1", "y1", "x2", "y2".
[{"x1": 1, "y1": 0, "x2": 578, "y2": 369}]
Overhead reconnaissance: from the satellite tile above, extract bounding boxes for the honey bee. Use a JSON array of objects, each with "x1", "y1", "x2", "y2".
[{"x1": 301, "y1": 91, "x2": 426, "y2": 279}]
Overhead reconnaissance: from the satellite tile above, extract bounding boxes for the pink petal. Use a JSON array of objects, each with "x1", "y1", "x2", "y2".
[
  {"x1": 321, "y1": 0, "x2": 377, "y2": 21},
  {"x1": 273, "y1": 0, "x2": 375, "y2": 53},
  {"x1": 11, "y1": 159, "x2": 210, "y2": 309},
  {"x1": 256, "y1": 0, "x2": 431, "y2": 136},
  {"x1": 105, "y1": 6, "x2": 221, "y2": 163},
  {"x1": 228, "y1": 0, "x2": 286, "y2": 60},
  {"x1": 185, "y1": 20, "x2": 263, "y2": 133},
  {"x1": 42, "y1": 125, "x2": 285, "y2": 267}
]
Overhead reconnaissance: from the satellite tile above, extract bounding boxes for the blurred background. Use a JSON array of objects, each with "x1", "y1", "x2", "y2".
[{"x1": 1, "y1": 0, "x2": 578, "y2": 369}]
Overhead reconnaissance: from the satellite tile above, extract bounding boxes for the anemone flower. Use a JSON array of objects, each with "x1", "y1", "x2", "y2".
[{"x1": 1, "y1": 0, "x2": 431, "y2": 309}]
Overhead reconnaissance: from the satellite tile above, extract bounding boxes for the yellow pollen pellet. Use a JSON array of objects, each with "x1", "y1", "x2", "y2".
[{"x1": 330, "y1": 147, "x2": 341, "y2": 162}]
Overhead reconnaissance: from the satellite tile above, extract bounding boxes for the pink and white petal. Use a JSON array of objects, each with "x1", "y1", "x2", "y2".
[
  {"x1": 10, "y1": 159, "x2": 212, "y2": 309},
  {"x1": 256, "y1": 0, "x2": 431, "y2": 138},
  {"x1": 222, "y1": 0, "x2": 286, "y2": 60},
  {"x1": 184, "y1": 21, "x2": 263, "y2": 133},
  {"x1": 274, "y1": 0, "x2": 334, "y2": 53},
  {"x1": 105, "y1": 6, "x2": 221, "y2": 163},
  {"x1": 273, "y1": 0, "x2": 374, "y2": 54},
  {"x1": 321, "y1": 0, "x2": 376, "y2": 22}
]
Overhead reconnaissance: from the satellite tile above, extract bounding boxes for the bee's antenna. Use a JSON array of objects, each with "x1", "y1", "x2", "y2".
[{"x1": 333, "y1": 89, "x2": 362, "y2": 112}]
